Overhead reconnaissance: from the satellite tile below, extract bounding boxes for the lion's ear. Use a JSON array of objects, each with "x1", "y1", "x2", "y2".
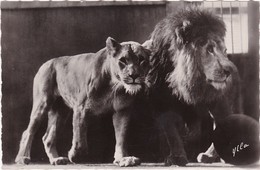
[
  {"x1": 106, "y1": 37, "x2": 121, "y2": 57},
  {"x1": 175, "y1": 20, "x2": 190, "y2": 45}
]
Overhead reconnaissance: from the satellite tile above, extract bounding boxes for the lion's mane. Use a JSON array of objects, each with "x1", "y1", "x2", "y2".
[{"x1": 149, "y1": 8, "x2": 239, "y2": 105}]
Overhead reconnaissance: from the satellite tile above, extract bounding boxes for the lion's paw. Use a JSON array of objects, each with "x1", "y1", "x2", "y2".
[
  {"x1": 164, "y1": 155, "x2": 188, "y2": 167},
  {"x1": 51, "y1": 157, "x2": 70, "y2": 165},
  {"x1": 15, "y1": 156, "x2": 31, "y2": 165},
  {"x1": 197, "y1": 153, "x2": 215, "y2": 163},
  {"x1": 113, "y1": 156, "x2": 141, "y2": 167}
]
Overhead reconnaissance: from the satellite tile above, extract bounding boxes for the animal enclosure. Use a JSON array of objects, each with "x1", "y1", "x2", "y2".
[{"x1": 1, "y1": 1, "x2": 259, "y2": 164}]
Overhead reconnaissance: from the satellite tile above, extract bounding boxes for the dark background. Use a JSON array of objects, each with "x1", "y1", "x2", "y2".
[{"x1": 1, "y1": 1, "x2": 259, "y2": 164}]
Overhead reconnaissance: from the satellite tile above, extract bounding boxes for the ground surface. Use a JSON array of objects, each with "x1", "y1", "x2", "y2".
[{"x1": 2, "y1": 162, "x2": 260, "y2": 170}]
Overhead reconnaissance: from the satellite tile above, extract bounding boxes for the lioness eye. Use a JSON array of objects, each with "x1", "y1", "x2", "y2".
[
  {"x1": 119, "y1": 57, "x2": 127, "y2": 65},
  {"x1": 224, "y1": 48, "x2": 227, "y2": 54},
  {"x1": 140, "y1": 59, "x2": 148, "y2": 67},
  {"x1": 207, "y1": 45, "x2": 214, "y2": 53},
  {"x1": 139, "y1": 56, "x2": 145, "y2": 63},
  {"x1": 119, "y1": 57, "x2": 127, "y2": 69}
]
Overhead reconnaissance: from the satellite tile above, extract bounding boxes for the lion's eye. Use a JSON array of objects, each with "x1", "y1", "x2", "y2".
[
  {"x1": 207, "y1": 45, "x2": 214, "y2": 53},
  {"x1": 224, "y1": 48, "x2": 227, "y2": 54}
]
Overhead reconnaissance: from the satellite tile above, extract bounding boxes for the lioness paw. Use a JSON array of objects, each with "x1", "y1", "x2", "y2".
[
  {"x1": 68, "y1": 149, "x2": 78, "y2": 163},
  {"x1": 113, "y1": 156, "x2": 141, "y2": 167},
  {"x1": 15, "y1": 156, "x2": 31, "y2": 165},
  {"x1": 164, "y1": 155, "x2": 188, "y2": 167},
  {"x1": 51, "y1": 157, "x2": 70, "y2": 165},
  {"x1": 68, "y1": 148, "x2": 87, "y2": 163},
  {"x1": 197, "y1": 153, "x2": 215, "y2": 163}
]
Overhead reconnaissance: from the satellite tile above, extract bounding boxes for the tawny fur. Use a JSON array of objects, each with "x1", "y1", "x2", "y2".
[
  {"x1": 144, "y1": 7, "x2": 242, "y2": 165},
  {"x1": 15, "y1": 37, "x2": 150, "y2": 166}
]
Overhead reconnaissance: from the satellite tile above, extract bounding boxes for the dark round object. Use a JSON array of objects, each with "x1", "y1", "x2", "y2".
[{"x1": 213, "y1": 114, "x2": 260, "y2": 165}]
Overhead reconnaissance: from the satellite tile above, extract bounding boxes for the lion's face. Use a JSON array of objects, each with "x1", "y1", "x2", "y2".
[
  {"x1": 167, "y1": 33, "x2": 238, "y2": 104},
  {"x1": 106, "y1": 37, "x2": 150, "y2": 95},
  {"x1": 199, "y1": 35, "x2": 235, "y2": 91}
]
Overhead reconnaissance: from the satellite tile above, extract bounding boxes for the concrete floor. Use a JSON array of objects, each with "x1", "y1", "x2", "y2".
[{"x1": 2, "y1": 162, "x2": 260, "y2": 170}]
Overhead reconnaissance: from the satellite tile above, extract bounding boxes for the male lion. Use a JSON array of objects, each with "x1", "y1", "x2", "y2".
[
  {"x1": 144, "y1": 8, "x2": 242, "y2": 166},
  {"x1": 15, "y1": 37, "x2": 151, "y2": 166}
]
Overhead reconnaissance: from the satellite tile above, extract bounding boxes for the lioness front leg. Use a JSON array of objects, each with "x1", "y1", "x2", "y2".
[
  {"x1": 68, "y1": 107, "x2": 88, "y2": 163},
  {"x1": 42, "y1": 110, "x2": 69, "y2": 165},
  {"x1": 112, "y1": 113, "x2": 141, "y2": 167}
]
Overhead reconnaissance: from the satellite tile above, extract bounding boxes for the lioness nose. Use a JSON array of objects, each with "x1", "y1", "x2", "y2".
[{"x1": 129, "y1": 73, "x2": 139, "y2": 81}]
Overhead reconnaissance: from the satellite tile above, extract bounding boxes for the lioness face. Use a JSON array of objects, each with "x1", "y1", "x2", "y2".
[
  {"x1": 200, "y1": 35, "x2": 236, "y2": 90},
  {"x1": 106, "y1": 37, "x2": 150, "y2": 95}
]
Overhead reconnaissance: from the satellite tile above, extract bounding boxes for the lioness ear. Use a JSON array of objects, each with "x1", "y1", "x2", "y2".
[
  {"x1": 106, "y1": 37, "x2": 121, "y2": 57},
  {"x1": 142, "y1": 39, "x2": 153, "y2": 50},
  {"x1": 175, "y1": 20, "x2": 190, "y2": 45}
]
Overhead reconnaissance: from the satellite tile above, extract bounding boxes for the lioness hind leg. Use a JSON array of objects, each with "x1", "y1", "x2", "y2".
[
  {"x1": 15, "y1": 97, "x2": 52, "y2": 164},
  {"x1": 68, "y1": 108, "x2": 88, "y2": 163},
  {"x1": 42, "y1": 109, "x2": 69, "y2": 165},
  {"x1": 112, "y1": 113, "x2": 141, "y2": 167}
]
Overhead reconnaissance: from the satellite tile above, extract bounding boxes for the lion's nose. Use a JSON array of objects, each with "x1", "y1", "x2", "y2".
[{"x1": 223, "y1": 69, "x2": 231, "y2": 78}]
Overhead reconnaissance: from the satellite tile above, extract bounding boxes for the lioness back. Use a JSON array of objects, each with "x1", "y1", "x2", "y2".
[
  {"x1": 54, "y1": 50, "x2": 109, "y2": 106},
  {"x1": 34, "y1": 38, "x2": 150, "y2": 113},
  {"x1": 34, "y1": 49, "x2": 107, "y2": 108}
]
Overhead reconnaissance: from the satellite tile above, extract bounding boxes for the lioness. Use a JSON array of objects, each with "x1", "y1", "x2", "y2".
[{"x1": 15, "y1": 37, "x2": 151, "y2": 166}]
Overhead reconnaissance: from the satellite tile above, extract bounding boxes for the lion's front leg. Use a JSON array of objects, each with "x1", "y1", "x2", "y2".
[
  {"x1": 68, "y1": 107, "x2": 88, "y2": 163},
  {"x1": 158, "y1": 111, "x2": 188, "y2": 166},
  {"x1": 197, "y1": 143, "x2": 220, "y2": 163},
  {"x1": 196, "y1": 100, "x2": 230, "y2": 163},
  {"x1": 112, "y1": 112, "x2": 141, "y2": 167},
  {"x1": 163, "y1": 125, "x2": 188, "y2": 166}
]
